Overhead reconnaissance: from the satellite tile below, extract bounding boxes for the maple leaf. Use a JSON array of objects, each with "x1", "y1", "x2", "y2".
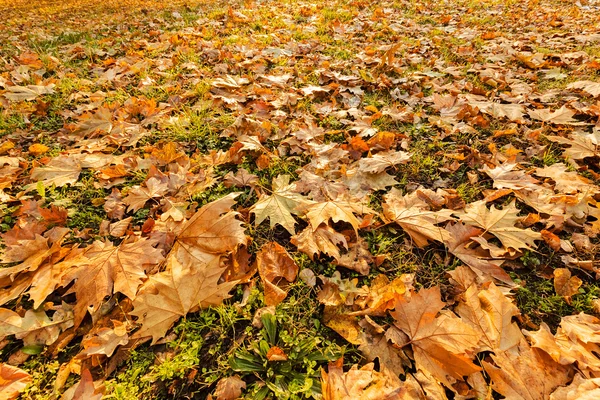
[
  {"x1": 483, "y1": 339, "x2": 570, "y2": 400},
  {"x1": 455, "y1": 282, "x2": 522, "y2": 352},
  {"x1": 357, "y1": 150, "x2": 411, "y2": 174},
  {"x1": 291, "y1": 224, "x2": 348, "y2": 262},
  {"x1": 444, "y1": 222, "x2": 512, "y2": 283},
  {"x1": 550, "y1": 374, "x2": 600, "y2": 400},
  {"x1": 390, "y1": 286, "x2": 482, "y2": 387},
  {"x1": 131, "y1": 195, "x2": 246, "y2": 343},
  {"x1": 535, "y1": 163, "x2": 593, "y2": 193},
  {"x1": 62, "y1": 238, "x2": 164, "y2": 324},
  {"x1": 174, "y1": 193, "x2": 247, "y2": 265},
  {"x1": 29, "y1": 156, "x2": 81, "y2": 189},
  {"x1": 27, "y1": 247, "x2": 88, "y2": 308},
  {"x1": 321, "y1": 358, "x2": 424, "y2": 400},
  {"x1": 131, "y1": 255, "x2": 235, "y2": 344},
  {"x1": 0, "y1": 364, "x2": 31, "y2": 400},
  {"x1": 554, "y1": 268, "x2": 582, "y2": 301},
  {"x1": 382, "y1": 188, "x2": 454, "y2": 247},
  {"x1": 567, "y1": 80, "x2": 600, "y2": 98},
  {"x1": 223, "y1": 168, "x2": 258, "y2": 188},
  {"x1": 529, "y1": 106, "x2": 579, "y2": 125},
  {"x1": 74, "y1": 107, "x2": 113, "y2": 137},
  {"x1": 455, "y1": 200, "x2": 542, "y2": 251},
  {"x1": 250, "y1": 175, "x2": 311, "y2": 234},
  {"x1": 525, "y1": 314, "x2": 600, "y2": 374},
  {"x1": 0, "y1": 307, "x2": 73, "y2": 346},
  {"x1": 546, "y1": 131, "x2": 598, "y2": 161},
  {"x1": 78, "y1": 321, "x2": 129, "y2": 359},
  {"x1": 256, "y1": 242, "x2": 299, "y2": 306},
  {"x1": 123, "y1": 177, "x2": 170, "y2": 212},
  {"x1": 301, "y1": 200, "x2": 374, "y2": 234},
  {"x1": 3, "y1": 84, "x2": 55, "y2": 101},
  {"x1": 0, "y1": 234, "x2": 52, "y2": 272},
  {"x1": 481, "y1": 163, "x2": 541, "y2": 191}
]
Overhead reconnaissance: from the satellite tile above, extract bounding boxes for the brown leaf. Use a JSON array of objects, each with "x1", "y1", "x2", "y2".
[
  {"x1": 291, "y1": 224, "x2": 348, "y2": 262},
  {"x1": 554, "y1": 268, "x2": 582, "y2": 300},
  {"x1": 484, "y1": 339, "x2": 570, "y2": 400},
  {"x1": 550, "y1": 374, "x2": 600, "y2": 400},
  {"x1": 213, "y1": 375, "x2": 246, "y2": 400},
  {"x1": 123, "y1": 177, "x2": 169, "y2": 212},
  {"x1": 131, "y1": 195, "x2": 246, "y2": 343},
  {"x1": 256, "y1": 242, "x2": 298, "y2": 306},
  {"x1": 302, "y1": 200, "x2": 373, "y2": 235},
  {"x1": 63, "y1": 238, "x2": 164, "y2": 325},
  {"x1": 131, "y1": 255, "x2": 235, "y2": 344},
  {"x1": 444, "y1": 222, "x2": 512, "y2": 283},
  {"x1": 78, "y1": 321, "x2": 129, "y2": 359},
  {"x1": 321, "y1": 358, "x2": 424, "y2": 400},
  {"x1": 69, "y1": 369, "x2": 103, "y2": 400},
  {"x1": 383, "y1": 188, "x2": 454, "y2": 247},
  {"x1": 529, "y1": 106, "x2": 578, "y2": 125},
  {"x1": 567, "y1": 81, "x2": 600, "y2": 98},
  {"x1": 251, "y1": 175, "x2": 312, "y2": 234},
  {"x1": 336, "y1": 237, "x2": 373, "y2": 275},
  {"x1": 0, "y1": 364, "x2": 32, "y2": 400},
  {"x1": 455, "y1": 283, "x2": 522, "y2": 352},
  {"x1": 456, "y1": 200, "x2": 541, "y2": 251},
  {"x1": 390, "y1": 286, "x2": 482, "y2": 387},
  {"x1": 29, "y1": 156, "x2": 81, "y2": 189}
]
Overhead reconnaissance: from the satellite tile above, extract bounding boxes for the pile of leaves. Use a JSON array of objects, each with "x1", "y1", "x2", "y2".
[{"x1": 1, "y1": 0, "x2": 600, "y2": 398}]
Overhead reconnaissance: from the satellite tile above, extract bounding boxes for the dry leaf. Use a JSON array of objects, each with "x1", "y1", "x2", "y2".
[
  {"x1": 251, "y1": 175, "x2": 312, "y2": 234},
  {"x1": 456, "y1": 200, "x2": 542, "y2": 251},
  {"x1": 390, "y1": 286, "x2": 482, "y2": 387},
  {"x1": 256, "y1": 242, "x2": 298, "y2": 306},
  {"x1": 0, "y1": 364, "x2": 31, "y2": 400},
  {"x1": 213, "y1": 375, "x2": 246, "y2": 400},
  {"x1": 554, "y1": 268, "x2": 582, "y2": 301}
]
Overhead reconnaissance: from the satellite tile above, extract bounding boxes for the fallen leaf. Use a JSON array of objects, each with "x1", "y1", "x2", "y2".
[
  {"x1": 567, "y1": 81, "x2": 600, "y2": 98},
  {"x1": 390, "y1": 286, "x2": 482, "y2": 387},
  {"x1": 3, "y1": 84, "x2": 54, "y2": 101},
  {"x1": 213, "y1": 375, "x2": 246, "y2": 400},
  {"x1": 484, "y1": 339, "x2": 570, "y2": 400},
  {"x1": 256, "y1": 242, "x2": 298, "y2": 306},
  {"x1": 62, "y1": 238, "x2": 164, "y2": 324},
  {"x1": 29, "y1": 156, "x2": 82, "y2": 189},
  {"x1": 455, "y1": 283, "x2": 522, "y2": 352},
  {"x1": 383, "y1": 188, "x2": 454, "y2": 247},
  {"x1": 251, "y1": 175, "x2": 311, "y2": 234},
  {"x1": 0, "y1": 364, "x2": 32, "y2": 400},
  {"x1": 529, "y1": 106, "x2": 578, "y2": 125},
  {"x1": 456, "y1": 200, "x2": 542, "y2": 251}
]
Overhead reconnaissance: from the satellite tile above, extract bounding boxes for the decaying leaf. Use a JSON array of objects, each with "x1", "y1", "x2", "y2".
[
  {"x1": 213, "y1": 375, "x2": 246, "y2": 400},
  {"x1": 256, "y1": 242, "x2": 299, "y2": 306},
  {"x1": 383, "y1": 188, "x2": 453, "y2": 247},
  {"x1": 390, "y1": 286, "x2": 482, "y2": 387},
  {"x1": 484, "y1": 339, "x2": 570, "y2": 400},
  {"x1": 455, "y1": 283, "x2": 522, "y2": 352},
  {"x1": 321, "y1": 358, "x2": 424, "y2": 400},
  {"x1": 0, "y1": 364, "x2": 31, "y2": 400},
  {"x1": 554, "y1": 268, "x2": 582, "y2": 301}
]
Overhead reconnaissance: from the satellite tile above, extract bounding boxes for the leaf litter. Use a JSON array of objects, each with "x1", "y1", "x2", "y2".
[{"x1": 1, "y1": 0, "x2": 600, "y2": 398}]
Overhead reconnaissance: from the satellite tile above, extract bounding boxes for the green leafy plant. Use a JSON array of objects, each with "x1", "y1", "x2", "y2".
[{"x1": 229, "y1": 313, "x2": 340, "y2": 399}]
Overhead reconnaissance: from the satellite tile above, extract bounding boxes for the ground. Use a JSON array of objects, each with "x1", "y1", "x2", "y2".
[{"x1": 1, "y1": 0, "x2": 600, "y2": 399}]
